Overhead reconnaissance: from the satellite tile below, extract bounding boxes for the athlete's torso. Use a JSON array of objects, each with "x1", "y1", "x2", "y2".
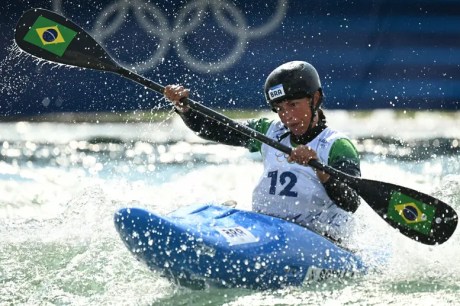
[{"x1": 251, "y1": 121, "x2": 353, "y2": 240}]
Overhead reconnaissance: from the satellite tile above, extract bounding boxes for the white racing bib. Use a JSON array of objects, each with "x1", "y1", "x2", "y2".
[{"x1": 251, "y1": 121, "x2": 353, "y2": 240}]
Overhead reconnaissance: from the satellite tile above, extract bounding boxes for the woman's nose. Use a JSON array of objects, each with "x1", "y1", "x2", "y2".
[{"x1": 281, "y1": 109, "x2": 293, "y2": 119}]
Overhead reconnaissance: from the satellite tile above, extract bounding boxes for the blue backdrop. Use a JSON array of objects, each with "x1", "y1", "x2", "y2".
[{"x1": 1, "y1": 0, "x2": 459, "y2": 117}]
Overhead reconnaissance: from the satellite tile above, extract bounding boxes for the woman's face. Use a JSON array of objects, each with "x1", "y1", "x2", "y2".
[{"x1": 273, "y1": 97, "x2": 313, "y2": 136}]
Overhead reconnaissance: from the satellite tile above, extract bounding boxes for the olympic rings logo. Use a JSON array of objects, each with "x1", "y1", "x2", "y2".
[
  {"x1": 275, "y1": 151, "x2": 289, "y2": 163},
  {"x1": 52, "y1": 0, "x2": 288, "y2": 73}
]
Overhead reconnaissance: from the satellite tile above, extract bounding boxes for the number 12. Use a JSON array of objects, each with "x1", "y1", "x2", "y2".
[{"x1": 267, "y1": 170, "x2": 298, "y2": 197}]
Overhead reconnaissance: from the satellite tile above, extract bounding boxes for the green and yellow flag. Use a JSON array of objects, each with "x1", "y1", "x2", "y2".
[
  {"x1": 23, "y1": 15, "x2": 77, "y2": 57},
  {"x1": 387, "y1": 191, "x2": 436, "y2": 235}
]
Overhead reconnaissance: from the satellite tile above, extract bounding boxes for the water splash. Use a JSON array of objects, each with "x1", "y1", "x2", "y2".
[
  {"x1": 1, "y1": 117, "x2": 459, "y2": 304},
  {"x1": 0, "y1": 42, "x2": 85, "y2": 117},
  {"x1": 0, "y1": 44, "x2": 31, "y2": 102}
]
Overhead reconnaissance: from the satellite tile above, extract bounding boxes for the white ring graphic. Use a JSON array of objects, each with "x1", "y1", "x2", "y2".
[{"x1": 52, "y1": 0, "x2": 288, "y2": 73}]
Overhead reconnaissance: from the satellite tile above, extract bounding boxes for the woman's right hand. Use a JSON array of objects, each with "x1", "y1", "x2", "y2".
[{"x1": 164, "y1": 84, "x2": 190, "y2": 113}]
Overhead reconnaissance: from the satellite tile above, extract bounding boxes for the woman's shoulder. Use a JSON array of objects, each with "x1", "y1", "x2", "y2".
[{"x1": 319, "y1": 126, "x2": 351, "y2": 142}]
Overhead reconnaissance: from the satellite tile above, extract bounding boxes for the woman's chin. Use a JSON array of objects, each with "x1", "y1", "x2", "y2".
[{"x1": 289, "y1": 127, "x2": 307, "y2": 136}]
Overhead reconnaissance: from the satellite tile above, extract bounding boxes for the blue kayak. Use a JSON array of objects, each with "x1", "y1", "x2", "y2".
[{"x1": 114, "y1": 204, "x2": 366, "y2": 289}]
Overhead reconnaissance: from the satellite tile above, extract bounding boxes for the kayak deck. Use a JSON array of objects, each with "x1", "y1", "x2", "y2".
[{"x1": 114, "y1": 204, "x2": 366, "y2": 289}]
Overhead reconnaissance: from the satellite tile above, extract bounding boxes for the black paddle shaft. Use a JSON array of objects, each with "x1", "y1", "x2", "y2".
[
  {"x1": 14, "y1": 8, "x2": 458, "y2": 245},
  {"x1": 119, "y1": 67, "x2": 366, "y2": 186},
  {"x1": 118, "y1": 68, "x2": 458, "y2": 245}
]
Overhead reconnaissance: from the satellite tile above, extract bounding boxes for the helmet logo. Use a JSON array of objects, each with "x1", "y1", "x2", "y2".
[{"x1": 268, "y1": 84, "x2": 285, "y2": 100}]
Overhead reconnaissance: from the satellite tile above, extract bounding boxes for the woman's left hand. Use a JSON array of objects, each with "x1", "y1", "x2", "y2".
[{"x1": 288, "y1": 145, "x2": 330, "y2": 183}]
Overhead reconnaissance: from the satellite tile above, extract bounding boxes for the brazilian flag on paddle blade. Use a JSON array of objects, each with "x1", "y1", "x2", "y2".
[
  {"x1": 23, "y1": 15, "x2": 77, "y2": 57},
  {"x1": 387, "y1": 191, "x2": 436, "y2": 235}
]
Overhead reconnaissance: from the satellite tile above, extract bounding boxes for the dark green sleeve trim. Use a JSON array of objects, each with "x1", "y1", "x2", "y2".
[
  {"x1": 328, "y1": 138, "x2": 360, "y2": 169},
  {"x1": 246, "y1": 118, "x2": 273, "y2": 152},
  {"x1": 323, "y1": 138, "x2": 361, "y2": 213}
]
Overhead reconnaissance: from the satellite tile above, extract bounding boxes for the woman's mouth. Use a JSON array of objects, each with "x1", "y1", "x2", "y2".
[{"x1": 288, "y1": 122, "x2": 300, "y2": 129}]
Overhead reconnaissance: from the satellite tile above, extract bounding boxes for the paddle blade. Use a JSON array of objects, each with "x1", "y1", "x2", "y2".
[
  {"x1": 15, "y1": 8, "x2": 119, "y2": 71},
  {"x1": 354, "y1": 178, "x2": 457, "y2": 245}
]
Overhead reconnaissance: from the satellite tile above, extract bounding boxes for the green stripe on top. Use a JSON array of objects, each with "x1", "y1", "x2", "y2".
[
  {"x1": 246, "y1": 118, "x2": 273, "y2": 152},
  {"x1": 328, "y1": 138, "x2": 360, "y2": 168},
  {"x1": 23, "y1": 15, "x2": 77, "y2": 57}
]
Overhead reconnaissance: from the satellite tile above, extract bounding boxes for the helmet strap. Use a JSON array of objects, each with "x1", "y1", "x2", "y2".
[
  {"x1": 304, "y1": 93, "x2": 322, "y2": 135},
  {"x1": 304, "y1": 104, "x2": 316, "y2": 135}
]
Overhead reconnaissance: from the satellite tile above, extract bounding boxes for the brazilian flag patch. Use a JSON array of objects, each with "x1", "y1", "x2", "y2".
[
  {"x1": 23, "y1": 15, "x2": 77, "y2": 57},
  {"x1": 387, "y1": 191, "x2": 436, "y2": 235}
]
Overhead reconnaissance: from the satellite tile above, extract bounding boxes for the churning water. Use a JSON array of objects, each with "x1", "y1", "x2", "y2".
[{"x1": 1, "y1": 110, "x2": 459, "y2": 305}]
